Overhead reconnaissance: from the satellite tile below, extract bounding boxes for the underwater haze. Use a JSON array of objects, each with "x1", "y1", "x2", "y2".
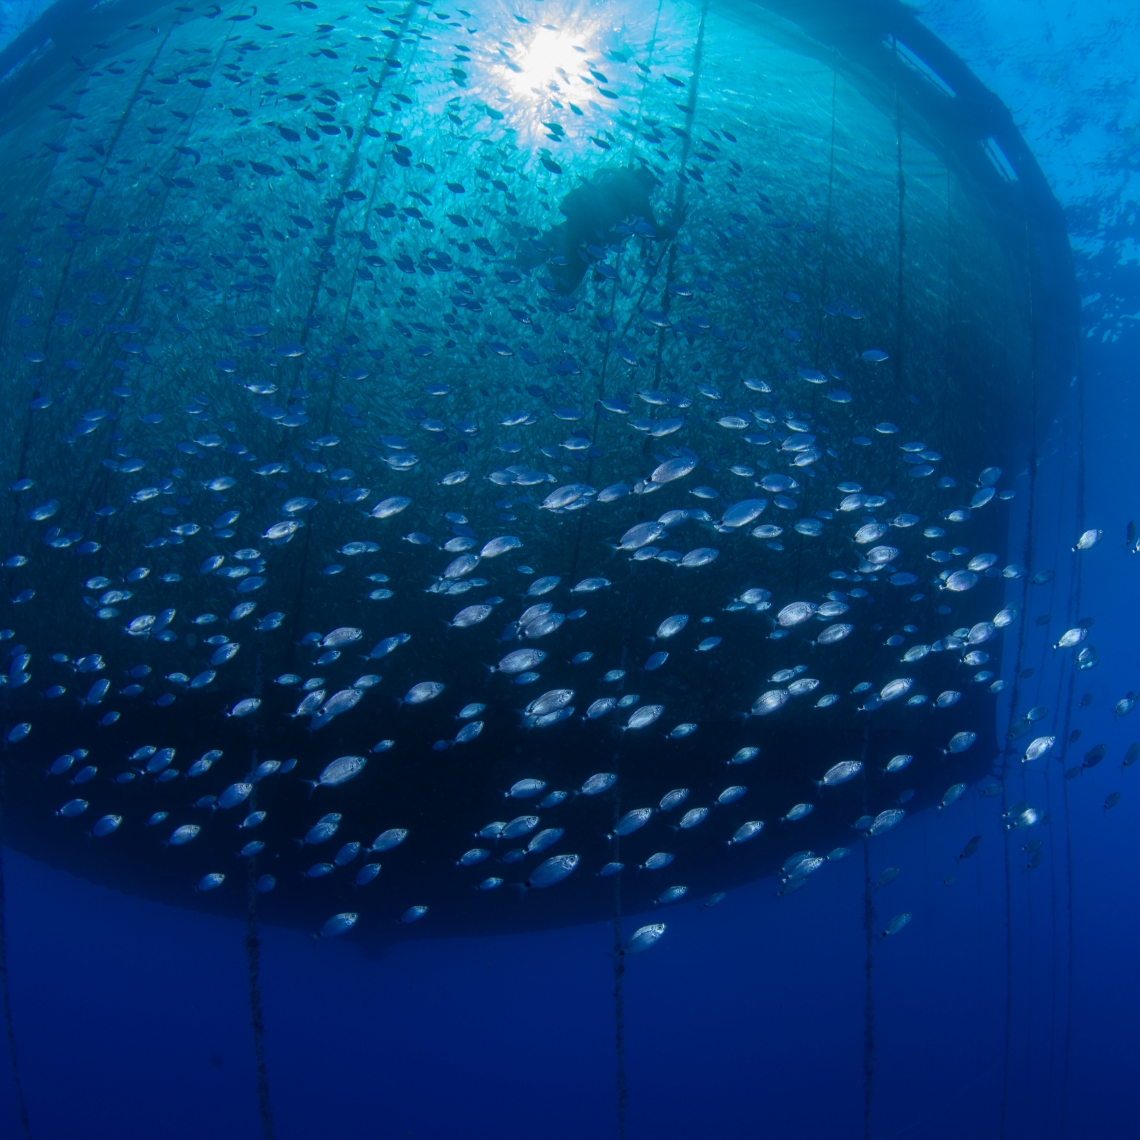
[{"x1": 0, "y1": 0, "x2": 1134, "y2": 1137}]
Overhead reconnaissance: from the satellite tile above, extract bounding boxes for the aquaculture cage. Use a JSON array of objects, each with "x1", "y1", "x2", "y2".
[{"x1": 0, "y1": 0, "x2": 1077, "y2": 948}]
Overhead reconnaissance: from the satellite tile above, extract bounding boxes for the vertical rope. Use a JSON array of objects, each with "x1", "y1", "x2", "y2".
[
  {"x1": 245, "y1": 648, "x2": 274, "y2": 1140},
  {"x1": 862, "y1": 832, "x2": 874, "y2": 1140},
  {"x1": 892, "y1": 38, "x2": 906, "y2": 402},
  {"x1": 245, "y1": 854, "x2": 273, "y2": 1140},
  {"x1": 283, "y1": 0, "x2": 428, "y2": 663},
  {"x1": 858, "y1": 727, "x2": 873, "y2": 1140},
  {"x1": 944, "y1": 168, "x2": 953, "y2": 428},
  {"x1": 999, "y1": 784, "x2": 1014, "y2": 1140},
  {"x1": 609, "y1": 542, "x2": 641, "y2": 1138},
  {"x1": 7, "y1": 20, "x2": 181, "y2": 529},
  {"x1": 997, "y1": 207, "x2": 1043, "y2": 1140},
  {"x1": 332, "y1": 6, "x2": 433, "y2": 350},
  {"x1": 607, "y1": 411, "x2": 651, "y2": 1136},
  {"x1": 1039, "y1": 361, "x2": 1078, "y2": 1139},
  {"x1": 577, "y1": 32, "x2": 709, "y2": 1034},
  {"x1": 624, "y1": 0, "x2": 664, "y2": 165},
  {"x1": 608, "y1": 13, "x2": 701, "y2": 995},
  {"x1": 0, "y1": 729, "x2": 31, "y2": 1140},
  {"x1": 652, "y1": 0, "x2": 707, "y2": 389},
  {"x1": 45, "y1": 8, "x2": 246, "y2": 544},
  {"x1": 813, "y1": 60, "x2": 838, "y2": 367},
  {"x1": 566, "y1": 273, "x2": 616, "y2": 588},
  {"x1": 611, "y1": 813, "x2": 627, "y2": 1140},
  {"x1": 567, "y1": 0, "x2": 664, "y2": 587},
  {"x1": 1057, "y1": 307, "x2": 1086, "y2": 1140},
  {"x1": 319, "y1": 1, "x2": 429, "y2": 427},
  {"x1": 795, "y1": 56, "x2": 838, "y2": 594},
  {"x1": 1057, "y1": 701, "x2": 1076, "y2": 1140}
]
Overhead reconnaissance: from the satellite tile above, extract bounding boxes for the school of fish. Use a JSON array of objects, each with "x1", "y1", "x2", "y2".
[{"x1": 0, "y1": 0, "x2": 1101, "y2": 947}]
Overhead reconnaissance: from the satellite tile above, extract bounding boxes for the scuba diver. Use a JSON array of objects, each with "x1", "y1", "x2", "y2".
[{"x1": 516, "y1": 164, "x2": 675, "y2": 294}]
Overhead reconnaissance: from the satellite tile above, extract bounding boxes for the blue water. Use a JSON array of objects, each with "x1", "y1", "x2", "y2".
[
  {"x1": 6, "y1": 662, "x2": 1140, "y2": 1140},
  {"x1": 0, "y1": 1, "x2": 1136, "y2": 1137}
]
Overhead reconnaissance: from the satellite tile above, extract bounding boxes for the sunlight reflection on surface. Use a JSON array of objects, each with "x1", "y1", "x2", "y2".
[{"x1": 505, "y1": 26, "x2": 593, "y2": 99}]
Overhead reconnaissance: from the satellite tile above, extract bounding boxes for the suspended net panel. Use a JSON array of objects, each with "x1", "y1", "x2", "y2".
[{"x1": 0, "y1": 0, "x2": 1057, "y2": 946}]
